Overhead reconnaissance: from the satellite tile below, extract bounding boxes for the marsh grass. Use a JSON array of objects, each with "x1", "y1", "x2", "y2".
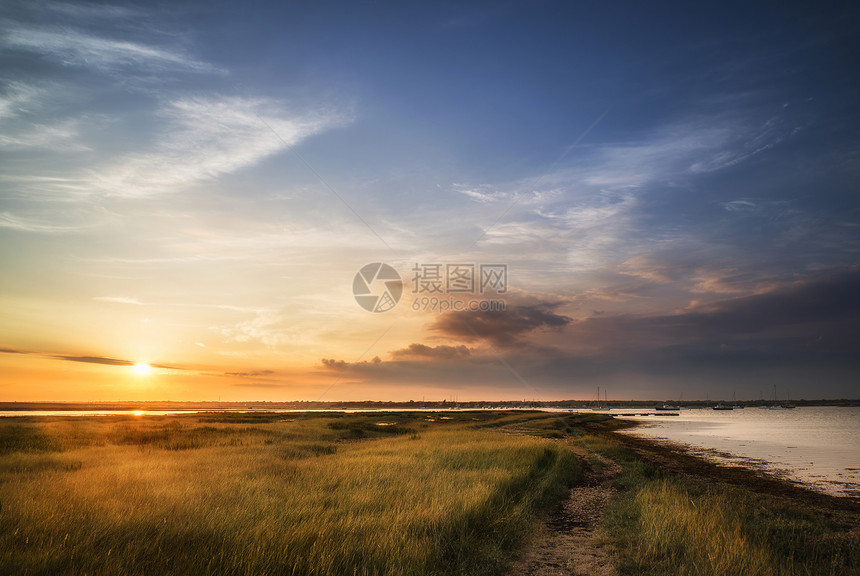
[
  {"x1": 581, "y1": 431, "x2": 860, "y2": 576},
  {"x1": 4, "y1": 412, "x2": 855, "y2": 575},
  {"x1": 0, "y1": 412, "x2": 580, "y2": 576}
]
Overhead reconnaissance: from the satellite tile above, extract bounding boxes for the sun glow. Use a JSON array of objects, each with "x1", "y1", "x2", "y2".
[{"x1": 133, "y1": 363, "x2": 152, "y2": 375}]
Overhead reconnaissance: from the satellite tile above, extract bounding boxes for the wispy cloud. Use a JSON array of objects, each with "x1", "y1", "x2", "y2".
[
  {"x1": 0, "y1": 212, "x2": 82, "y2": 233},
  {"x1": 93, "y1": 296, "x2": 145, "y2": 305},
  {"x1": 0, "y1": 346, "x2": 189, "y2": 370},
  {"x1": 0, "y1": 81, "x2": 46, "y2": 119},
  {"x1": 224, "y1": 369, "x2": 275, "y2": 377},
  {"x1": 0, "y1": 81, "x2": 90, "y2": 152},
  {"x1": 3, "y1": 27, "x2": 222, "y2": 75},
  {"x1": 51, "y1": 354, "x2": 136, "y2": 366},
  {"x1": 84, "y1": 97, "x2": 347, "y2": 197}
]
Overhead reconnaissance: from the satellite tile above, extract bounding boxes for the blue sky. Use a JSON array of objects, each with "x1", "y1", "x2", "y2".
[{"x1": 1, "y1": 0, "x2": 858, "y2": 401}]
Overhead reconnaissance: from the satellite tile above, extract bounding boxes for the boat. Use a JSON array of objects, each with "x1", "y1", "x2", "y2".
[
  {"x1": 712, "y1": 403, "x2": 734, "y2": 411},
  {"x1": 591, "y1": 387, "x2": 610, "y2": 411},
  {"x1": 731, "y1": 391, "x2": 744, "y2": 409},
  {"x1": 655, "y1": 403, "x2": 680, "y2": 411},
  {"x1": 767, "y1": 384, "x2": 794, "y2": 410}
]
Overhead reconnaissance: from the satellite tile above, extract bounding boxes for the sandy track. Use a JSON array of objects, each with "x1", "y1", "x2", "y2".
[{"x1": 509, "y1": 450, "x2": 620, "y2": 576}]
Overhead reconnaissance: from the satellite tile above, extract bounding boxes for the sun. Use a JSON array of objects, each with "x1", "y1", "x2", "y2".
[{"x1": 133, "y1": 362, "x2": 152, "y2": 375}]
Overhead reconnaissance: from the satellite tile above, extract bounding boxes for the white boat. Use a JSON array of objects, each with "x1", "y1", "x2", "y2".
[{"x1": 591, "y1": 386, "x2": 610, "y2": 411}]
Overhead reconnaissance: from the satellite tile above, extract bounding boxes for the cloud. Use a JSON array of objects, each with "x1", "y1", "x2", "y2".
[
  {"x1": 300, "y1": 269, "x2": 860, "y2": 399},
  {"x1": 93, "y1": 296, "x2": 145, "y2": 305},
  {"x1": 217, "y1": 308, "x2": 288, "y2": 347},
  {"x1": 50, "y1": 354, "x2": 186, "y2": 370},
  {"x1": 321, "y1": 358, "x2": 350, "y2": 371},
  {"x1": 0, "y1": 119, "x2": 85, "y2": 150},
  {"x1": 43, "y1": 1, "x2": 145, "y2": 22},
  {"x1": 549, "y1": 267, "x2": 860, "y2": 360},
  {"x1": 85, "y1": 96, "x2": 345, "y2": 197},
  {"x1": 3, "y1": 27, "x2": 222, "y2": 75},
  {"x1": 230, "y1": 381, "x2": 289, "y2": 389},
  {"x1": 689, "y1": 270, "x2": 751, "y2": 295},
  {"x1": 225, "y1": 370, "x2": 275, "y2": 377},
  {"x1": 722, "y1": 200, "x2": 758, "y2": 212},
  {"x1": 685, "y1": 267, "x2": 860, "y2": 335},
  {"x1": 52, "y1": 355, "x2": 135, "y2": 366},
  {"x1": 390, "y1": 343, "x2": 471, "y2": 360},
  {"x1": 431, "y1": 303, "x2": 572, "y2": 347},
  {"x1": 453, "y1": 184, "x2": 510, "y2": 204},
  {"x1": 455, "y1": 107, "x2": 791, "y2": 269},
  {"x1": 0, "y1": 347, "x2": 27, "y2": 354},
  {"x1": 320, "y1": 356, "x2": 382, "y2": 371},
  {"x1": 617, "y1": 256, "x2": 678, "y2": 284},
  {"x1": 0, "y1": 346, "x2": 190, "y2": 370},
  {"x1": 0, "y1": 212, "x2": 82, "y2": 233}
]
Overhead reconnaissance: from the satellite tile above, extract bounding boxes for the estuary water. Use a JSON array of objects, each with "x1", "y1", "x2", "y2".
[{"x1": 615, "y1": 406, "x2": 860, "y2": 500}]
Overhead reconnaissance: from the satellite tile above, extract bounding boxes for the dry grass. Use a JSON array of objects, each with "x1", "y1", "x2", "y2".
[
  {"x1": 0, "y1": 412, "x2": 579, "y2": 576},
  {"x1": 575, "y1": 426, "x2": 860, "y2": 576},
  {"x1": 633, "y1": 480, "x2": 775, "y2": 575}
]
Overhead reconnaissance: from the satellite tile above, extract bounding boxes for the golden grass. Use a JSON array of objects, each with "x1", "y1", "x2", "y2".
[
  {"x1": 582, "y1": 428, "x2": 860, "y2": 576},
  {"x1": 633, "y1": 480, "x2": 775, "y2": 576},
  {"x1": 0, "y1": 412, "x2": 579, "y2": 575}
]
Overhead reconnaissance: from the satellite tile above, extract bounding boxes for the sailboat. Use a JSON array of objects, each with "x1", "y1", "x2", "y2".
[
  {"x1": 591, "y1": 387, "x2": 610, "y2": 411},
  {"x1": 768, "y1": 384, "x2": 791, "y2": 410},
  {"x1": 732, "y1": 391, "x2": 744, "y2": 409}
]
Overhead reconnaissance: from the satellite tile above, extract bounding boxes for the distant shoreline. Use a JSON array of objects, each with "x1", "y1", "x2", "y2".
[{"x1": 1, "y1": 399, "x2": 859, "y2": 411}]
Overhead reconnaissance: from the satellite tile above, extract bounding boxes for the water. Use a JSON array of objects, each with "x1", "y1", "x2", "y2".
[
  {"x1": 0, "y1": 407, "x2": 489, "y2": 417},
  {"x1": 614, "y1": 407, "x2": 860, "y2": 499},
  {"x1": 0, "y1": 410, "x2": 202, "y2": 417}
]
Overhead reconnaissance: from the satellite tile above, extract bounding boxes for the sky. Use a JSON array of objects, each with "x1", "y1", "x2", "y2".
[{"x1": 1, "y1": 0, "x2": 859, "y2": 402}]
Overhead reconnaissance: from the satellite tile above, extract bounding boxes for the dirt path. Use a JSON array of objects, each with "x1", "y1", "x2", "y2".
[{"x1": 508, "y1": 449, "x2": 620, "y2": 576}]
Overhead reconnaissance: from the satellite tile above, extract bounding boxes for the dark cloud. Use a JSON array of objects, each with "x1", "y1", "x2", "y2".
[
  {"x1": 51, "y1": 355, "x2": 135, "y2": 366},
  {"x1": 320, "y1": 356, "x2": 381, "y2": 371},
  {"x1": 565, "y1": 266, "x2": 860, "y2": 358},
  {"x1": 431, "y1": 303, "x2": 571, "y2": 347},
  {"x1": 313, "y1": 268, "x2": 860, "y2": 399},
  {"x1": 52, "y1": 356, "x2": 187, "y2": 370},
  {"x1": 0, "y1": 348, "x2": 188, "y2": 370},
  {"x1": 390, "y1": 343, "x2": 471, "y2": 360},
  {"x1": 689, "y1": 267, "x2": 860, "y2": 334}
]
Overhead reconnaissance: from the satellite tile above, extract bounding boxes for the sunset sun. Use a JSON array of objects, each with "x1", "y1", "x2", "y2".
[{"x1": 133, "y1": 363, "x2": 152, "y2": 376}]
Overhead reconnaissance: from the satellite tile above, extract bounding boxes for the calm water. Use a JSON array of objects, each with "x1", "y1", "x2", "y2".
[{"x1": 615, "y1": 407, "x2": 860, "y2": 499}]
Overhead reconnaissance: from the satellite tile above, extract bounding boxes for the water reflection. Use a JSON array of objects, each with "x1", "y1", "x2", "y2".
[{"x1": 616, "y1": 406, "x2": 860, "y2": 500}]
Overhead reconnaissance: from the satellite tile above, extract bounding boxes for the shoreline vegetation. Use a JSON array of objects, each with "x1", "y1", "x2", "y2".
[{"x1": 1, "y1": 411, "x2": 857, "y2": 575}]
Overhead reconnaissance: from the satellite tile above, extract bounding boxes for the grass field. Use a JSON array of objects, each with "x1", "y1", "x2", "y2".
[
  {"x1": 0, "y1": 411, "x2": 579, "y2": 576},
  {"x1": 1, "y1": 410, "x2": 858, "y2": 575},
  {"x1": 571, "y1": 427, "x2": 860, "y2": 576}
]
